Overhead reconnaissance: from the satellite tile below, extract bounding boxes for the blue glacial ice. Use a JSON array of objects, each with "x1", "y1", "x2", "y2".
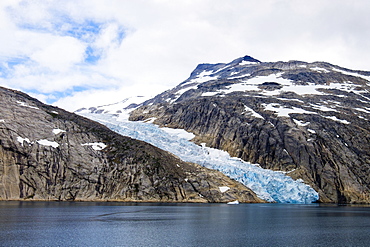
[{"x1": 80, "y1": 112, "x2": 319, "y2": 203}]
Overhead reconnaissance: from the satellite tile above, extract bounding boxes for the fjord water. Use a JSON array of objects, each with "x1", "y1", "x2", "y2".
[{"x1": 1, "y1": 202, "x2": 369, "y2": 246}]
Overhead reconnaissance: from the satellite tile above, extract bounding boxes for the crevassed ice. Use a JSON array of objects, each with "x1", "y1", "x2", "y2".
[
  {"x1": 81, "y1": 112, "x2": 319, "y2": 203},
  {"x1": 160, "y1": 127, "x2": 195, "y2": 140}
]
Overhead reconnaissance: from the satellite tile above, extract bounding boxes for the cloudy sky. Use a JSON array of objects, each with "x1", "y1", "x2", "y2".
[{"x1": 1, "y1": 0, "x2": 370, "y2": 111}]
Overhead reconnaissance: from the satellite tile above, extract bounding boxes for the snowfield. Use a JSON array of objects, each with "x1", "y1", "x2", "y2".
[{"x1": 78, "y1": 110, "x2": 319, "y2": 203}]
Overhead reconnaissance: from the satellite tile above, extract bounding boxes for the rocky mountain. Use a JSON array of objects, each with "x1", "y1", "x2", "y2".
[
  {"x1": 0, "y1": 86, "x2": 263, "y2": 203},
  {"x1": 129, "y1": 55, "x2": 370, "y2": 203}
]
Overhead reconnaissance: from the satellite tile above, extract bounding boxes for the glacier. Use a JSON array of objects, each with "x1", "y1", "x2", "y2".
[{"x1": 79, "y1": 111, "x2": 319, "y2": 203}]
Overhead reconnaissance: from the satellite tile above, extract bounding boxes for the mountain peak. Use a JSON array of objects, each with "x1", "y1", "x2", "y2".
[
  {"x1": 229, "y1": 55, "x2": 261, "y2": 65},
  {"x1": 242, "y1": 55, "x2": 261, "y2": 63}
]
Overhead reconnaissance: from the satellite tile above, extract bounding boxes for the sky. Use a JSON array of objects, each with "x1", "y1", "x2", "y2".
[{"x1": 1, "y1": 0, "x2": 370, "y2": 111}]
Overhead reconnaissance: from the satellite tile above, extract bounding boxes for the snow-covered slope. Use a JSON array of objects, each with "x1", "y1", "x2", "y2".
[
  {"x1": 140, "y1": 55, "x2": 370, "y2": 109},
  {"x1": 77, "y1": 109, "x2": 319, "y2": 203},
  {"x1": 76, "y1": 95, "x2": 151, "y2": 115}
]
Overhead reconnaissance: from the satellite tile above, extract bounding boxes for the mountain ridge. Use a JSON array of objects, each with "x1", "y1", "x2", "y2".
[
  {"x1": 0, "y1": 86, "x2": 262, "y2": 203},
  {"x1": 129, "y1": 55, "x2": 370, "y2": 203}
]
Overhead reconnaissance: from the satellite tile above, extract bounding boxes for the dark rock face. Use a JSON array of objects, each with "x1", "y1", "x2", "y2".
[
  {"x1": 0, "y1": 86, "x2": 262, "y2": 203},
  {"x1": 130, "y1": 55, "x2": 370, "y2": 203}
]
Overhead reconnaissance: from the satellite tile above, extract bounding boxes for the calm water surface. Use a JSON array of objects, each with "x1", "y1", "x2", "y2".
[{"x1": 0, "y1": 202, "x2": 369, "y2": 246}]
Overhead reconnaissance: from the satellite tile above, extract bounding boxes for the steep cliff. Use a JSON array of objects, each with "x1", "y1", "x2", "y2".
[
  {"x1": 0, "y1": 86, "x2": 262, "y2": 203},
  {"x1": 130, "y1": 55, "x2": 370, "y2": 203}
]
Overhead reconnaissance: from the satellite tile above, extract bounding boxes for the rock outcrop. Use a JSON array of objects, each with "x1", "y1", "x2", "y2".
[
  {"x1": 0, "y1": 86, "x2": 263, "y2": 203},
  {"x1": 130, "y1": 55, "x2": 370, "y2": 203}
]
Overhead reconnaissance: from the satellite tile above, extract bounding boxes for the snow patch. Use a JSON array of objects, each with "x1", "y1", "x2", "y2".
[
  {"x1": 222, "y1": 83, "x2": 260, "y2": 94},
  {"x1": 37, "y1": 139, "x2": 59, "y2": 148},
  {"x1": 307, "y1": 129, "x2": 316, "y2": 134},
  {"x1": 311, "y1": 67, "x2": 330, "y2": 73},
  {"x1": 16, "y1": 101, "x2": 39, "y2": 110},
  {"x1": 355, "y1": 108, "x2": 370, "y2": 114},
  {"x1": 293, "y1": 119, "x2": 310, "y2": 127},
  {"x1": 239, "y1": 60, "x2": 259, "y2": 66},
  {"x1": 285, "y1": 169, "x2": 296, "y2": 174},
  {"x1": 17, "y1": 136, "x2": 31, "y2": 146},
  {"x1": 310, "y1": 104, "x2": 338, "y2": 112},
  {"x1": 277, "y1": 98, "x2": 305, "y2": 103},
  {"x1": 170, "y1": 85, "x2": 198, "y2": 103},
  {"x1": 244, "y1": 105, "x2": 264, "y2": 119},
  {"x1": 228, "y1": 73, "x2": 251, "y2": 80},
  {"x1": 243, "y1": 73, "x2": 292, "y2": 86},
  {"x1": 262, "y1": 103, "x2": 316, "y2": 117},
  {"x1": 187, "y1": 70, "x2": 219, "y2": 84},
  {"x1": 219, "y1": 186, "x2": 230, "y2": 193},
  {"x1": 201, "y1": 92, "x2": 219, "y2": 97},
  {"x1": 52, "y1": 129, "x2": 65, "y2": 135},
  {"x1": 275, "y1": 84, "x2": 326, "y2": 96},
  {"x1": 144, "y1": 117, "x2": 157, "y2": 123},
  {"x1": 81, "y1": 142, "x2": 107, "y2": 151},
  {"x1": 324, "y1": 116, "x2": 350, "y2": 124},
  {"x1": 176, "y1": 86, "x2": 198, "y2": 96},
  {"x1": 18, "y1": 136, "x2": 60, "y2": 148},
  {"x1": 332, "y1": 68, "x2": 370, "y2": 82}
]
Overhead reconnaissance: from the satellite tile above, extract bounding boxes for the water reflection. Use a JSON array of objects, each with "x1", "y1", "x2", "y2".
[{"x1": 0, "y1": 202, "x2": 369, "y2": 246}]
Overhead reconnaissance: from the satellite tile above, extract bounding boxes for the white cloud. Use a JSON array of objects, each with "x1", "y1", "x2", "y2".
[
  {"x1": 31, "y1": 36, "x2": 86, "y2": 72},
  {"x1": 53, "y1": 83, "x2": 168, "y2": 111},
  {"x1": 1, "y1": 0, "x2": 370, "y2": 111}
]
